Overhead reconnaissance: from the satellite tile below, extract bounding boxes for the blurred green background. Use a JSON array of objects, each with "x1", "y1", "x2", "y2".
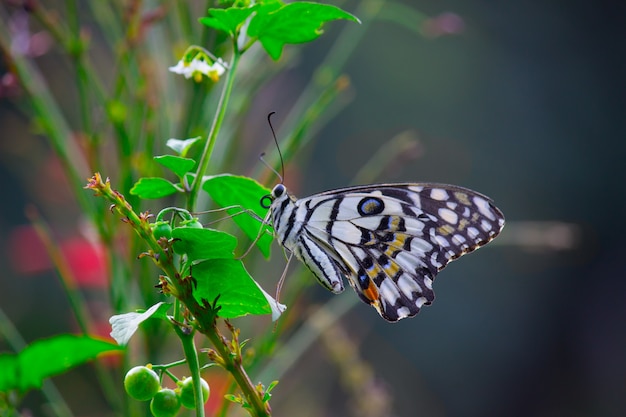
[{"x1": 1, "y1": 1, "x2": 624, "y2": 416}]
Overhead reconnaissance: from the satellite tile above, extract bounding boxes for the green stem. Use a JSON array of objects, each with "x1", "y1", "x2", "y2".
[
  {"x1": 198, "y1": 320, "x2": 270, "y2": 417},
  {"x1": 152, "y1": 359, "x2": 188, "y2": 370},
  {"x1": 177, "y1": 328, "x2": 205, "y2": 417},
  {"x1": 162, "y1": 368, "x2": 179, "y2": 384},
  {"x1": 187, "y1": 47, "x2": 241, "y2": 211}
]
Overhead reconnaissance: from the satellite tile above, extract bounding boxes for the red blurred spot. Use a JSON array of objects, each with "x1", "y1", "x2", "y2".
[
  {"x1": 8, "y1": 225, "x2": 108, "y2": 288},
  {"x1": 422, "y1": 12, "x2": 465, "y2": 38},
  {"x1": 204, "y1": 372, "x2": 230, "y2": 415},
  {"x1": 0, "y1": 72, "x2": 21, "y2": 98},
  {"x1": 61, "y1": 237, "x2": 108, "y2": 288}
]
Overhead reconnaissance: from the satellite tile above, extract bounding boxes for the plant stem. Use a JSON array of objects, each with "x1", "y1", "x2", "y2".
[
  {"x1": 187, "y1": 47, "x2": 241, "y2": 211},
  {"x1": 198, "y1": 320, "x2": 271, "y2": 417},
  {"x1": 177, "y1": 328, "x2": 205, "y2": 417},
  {"x1": 152, "y1": 359, "x2": 188, "y2": 370},
  {"x1": 87, "y1": 174, "x2": 271, "y2": 417}
]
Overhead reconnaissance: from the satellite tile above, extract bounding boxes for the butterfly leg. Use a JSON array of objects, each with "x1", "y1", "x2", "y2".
[
  {"x1": 237, "y1": 210, "x2": 274, "y2": 260},
  {"x1": 274, "y1": 251, "x2": 294, "y2": 306}
]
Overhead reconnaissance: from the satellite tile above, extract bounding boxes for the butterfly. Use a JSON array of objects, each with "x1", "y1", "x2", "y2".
[{"x1": 265, "y1": 182, "x2": 505, "y2": 322}]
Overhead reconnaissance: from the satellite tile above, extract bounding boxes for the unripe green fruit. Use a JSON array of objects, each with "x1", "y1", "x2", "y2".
[
  {"x1": 124, "y1": 366, "x2": 160, "y2": 401},
  {"x1": 178, "y1": 377, "x2": 210, "y2": 409},
  {"x1": 152, "y1": 222, "x2": 173, "y2": 240},
  {"x1": 150, "y1": 388, "x2": 181, "y2": 417}
]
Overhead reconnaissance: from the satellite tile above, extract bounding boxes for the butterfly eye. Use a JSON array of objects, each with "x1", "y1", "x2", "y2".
[{"x1": 272, "y1": 184, "x2": 286, "y2": 198}]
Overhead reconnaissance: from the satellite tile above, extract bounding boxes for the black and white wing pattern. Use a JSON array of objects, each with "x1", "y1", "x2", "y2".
[{"x1": 267, "y1": 183, "x2": 505, "y2": 322}]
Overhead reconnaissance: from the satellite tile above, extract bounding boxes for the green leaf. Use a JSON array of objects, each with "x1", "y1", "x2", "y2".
[
  {"x1": 202, "y1": 175, "x2": 273, "y2": 258},
  {"x1": 172, "y1": 227, "x2": 238, "y2": 262},
  {"x1": 263, "y1": 380, "x2": 279, "y2": 402},
  {"x1": 109, "y1": 302, "x2": 172, "y2": 345},
  {"x1": 130, "y1": 177, "x2": 181, "y2": 199},
  {"x1": 199, "y1": 6, "x2": 258, "y2": 36},
  {"x1": 154, "y1": 155, "x2": 196, "y2": 179},
  {"x1": 0, "y1": 354, "x2": 19, "y2": 392},
  {"x1": 192, "y1": 259, "x2": 279, "y2": 319},
  {"x1": 0, "y1": 335, "x2": 123, "y2": 392},
  {"x1": 224, "y1": 394, "x2": 243, "y2": 404},
  {"x1": 267, "y1": 380, "x2": 279, "y2": 393},
  {"x1": 248, "y1": 1, "x2": 360, "y2": 60},
  {"x1": 166, "y1": 137, "x2": 202, "y2": 157}
]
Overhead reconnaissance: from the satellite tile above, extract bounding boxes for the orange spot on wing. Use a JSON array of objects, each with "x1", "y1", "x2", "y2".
[{"x1": 362, "y1": 281, "x2": 380, "y2": 303}]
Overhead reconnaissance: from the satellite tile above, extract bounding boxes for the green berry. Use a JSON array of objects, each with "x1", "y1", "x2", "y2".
[
  {"x1": 150, "y1": 388, "x2": 181, "y2": 417},
  {"x1": 181, "y1": 218, "x2": 203, "y2": 229},
  {"x1": 152, "y1": 221, "x2": 173, "y2": 240},
  {"x1": 124, "y1": 366, "x2": 160, "y2": 401},
  {"x1": 178, "y1": 377, "x2": 210, "y2": 409}
]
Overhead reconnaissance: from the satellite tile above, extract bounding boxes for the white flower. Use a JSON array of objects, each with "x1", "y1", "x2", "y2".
[{"x1": 169, "y1": 56, "x2": 227, "y2": 82}]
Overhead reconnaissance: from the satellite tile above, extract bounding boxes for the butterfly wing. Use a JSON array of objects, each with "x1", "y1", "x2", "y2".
[{"x1": 298, "y1": 183, "x2": 505, "y2": 321}]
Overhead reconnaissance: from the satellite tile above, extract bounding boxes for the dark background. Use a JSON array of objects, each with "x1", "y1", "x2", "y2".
[
  {"x1": 1, "y1": 1, "x2": 625, "y2": 416},
  {"x1": 266, "y1": 2, "x2": 626, "y2": 416}
]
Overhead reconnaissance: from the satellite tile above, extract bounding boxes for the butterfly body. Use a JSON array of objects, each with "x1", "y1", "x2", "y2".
[{"x1": 268, "y1": 183, "x2": 505, "y2": 322}]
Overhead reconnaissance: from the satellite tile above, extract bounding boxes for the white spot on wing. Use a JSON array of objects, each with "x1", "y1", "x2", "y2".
[
  {"x1": 397, "y1": 274, "x2": 422, "y2": 298},
  {"x1": 396, "y1": 306, "x2": 411, "y2": 318},
  {"x1": 430, "y1": 252, "x2": 443, "y2": 269},
  {"x1": 408, "y1": 192, "x2": 422, "y2": 209},
  {"x1": 410, "y1": 238, "x2": 433, "y2": 253},
  {"x1": 415, "y1": 296, "x2": 428, "y2": 308},
  {"x1": 474, "y1": 196, "x2": 496, "y2": 221},
  {"x1": 404, "y1": 218, "x2": 427, "y2": 234},
  {"x1": 379, "y1": 278, "x2": 401, "y2": 304},
  {"x1": 452, "y1": 234, "x2": 466, "y2": 245},
  {"x1": 467, "y1": 227, "x2": 480, "y2": 240},
  {"x1": 395, "y1": 251, "x2": 428, "y2": 272},
  {"x1": 438, "y1": 208, "x2": 458, "y2": 224},
  {"x1": 434, "y1": 235, "x2": 450, "y2": 247},
  {"x1": 480, "y1": 219, "x2": 493, "y2": 232},
  {"x1": 423, "y1": 276, "x2": 433, "y2": 290},
  {"x1": 430, "y1": 188, "x2": 449, "y2": 201}
]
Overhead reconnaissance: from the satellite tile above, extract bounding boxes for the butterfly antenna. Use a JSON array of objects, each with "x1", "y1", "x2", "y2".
[{"x1": 267, "y1": 111, "x2": 285, "y2": 183}]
